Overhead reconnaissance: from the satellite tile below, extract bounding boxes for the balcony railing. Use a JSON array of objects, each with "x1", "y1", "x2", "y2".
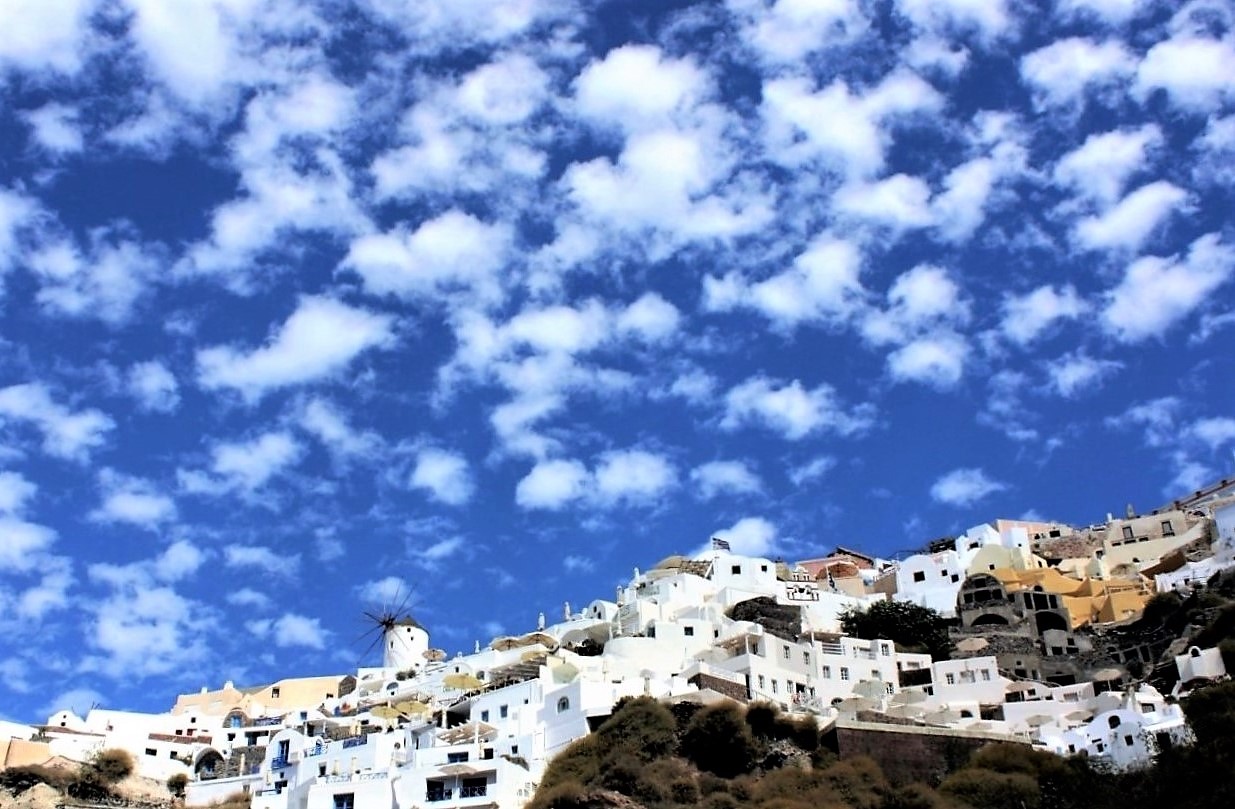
[
  {"x1": 426, "y1": 790, "x2": 453, "y2": 802},
  {"x1": 460, "y1": 786, "x2": 488, "y2": 798},
  {"x1": 342, "y1": 736, "x2": 368, "y2": 749},
  {"x1": 270, "y1": 757, "x2": 289, "y2": 770}
]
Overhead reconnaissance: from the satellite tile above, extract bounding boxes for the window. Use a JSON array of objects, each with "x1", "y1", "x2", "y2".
[
  {"x1": 1122, "y1": 526, "x2": 1134, "y2": 540},
  {"x1": 885, "y1": 683, "x2": 894, "y2": 695},
  {"x1": 480, "y1": 710, "x2": 489, "y2": 722},
  {"x1": 732, "y1": 565, "x2": 742, "y2": 575},
  {"x1": 960, "y1": 671, "x2": 975, "y2": 683},
  {"x1": 840, "y1": 667, "x2": 850, "y2": 681},
  {"x1": 981, "y1": 670, "x2": 991, "y2": 681},
  {"x1": 822, "y1": 666, "x2": 832, "y2": 679},
  {"x1": 684, "y1": 626, "x2": 694, "y2": 637},
  {"x1": 145, "y1": 748, "x2": 157, "y2": 757},
  {"x1": 1161, "y1": 521, "x2": 1174, "y2": 536},
  {"x1": 758, "y1": 675, "x2": 766, "y2": 689},
  {"x1": 783, "y1": 645, "x2": 790, "y2": 659},
  {"x1": 447, "y1": 752, "x2": 469, "y2": 764},
  {"x1": 945, "y1": 673, "x2": 955, "y2": 685},
  {"x1": 1124, "y1": 735, "x2": 1134, "y2": 747},
  {"x1": 499, "y1": 705, "x2": 508, "y2": 719},
  {"x1": 913, "y1": 571, "x2": 926, "y2": 583},
  {"x1": 803, "y1": 651, "x2": 810, "y2": 665},
  {"x1": 319, "y1": 765, "x2": 327, "y2": 777},
  {"x1": 333, "y1": 794, "x2": 354, "y2": 809},
  {"x1": 1108, "y1": 716, "x2": 1121, "y2": 729},
  {"x1": 880, "y1": 644, "x2": 890, "y2": 656},
  {"x1": 557, "y1": 697, "x2": 570, "y2": 713},
  {"x1": 771, "y1": 680, "x2": 778, "y2": 694},
  {"x1": 271, "y1": 687, "x2": 281, "y2": 699}
]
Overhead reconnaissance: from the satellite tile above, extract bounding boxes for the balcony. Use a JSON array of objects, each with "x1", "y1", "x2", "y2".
[
  {"x1": 426, "y1": 789, "x2": 453, "y2": 802},
  {"x1": 460, "y1": 786, "x2": 488, "y2": 798},
  {"x1": 270, "y1": 757, "x2": 289, "y2": 770}
]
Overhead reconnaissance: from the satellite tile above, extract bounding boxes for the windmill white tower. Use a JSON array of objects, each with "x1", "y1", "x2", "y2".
[
  {"x1": 382, "y1": 616, "x2": 429, "y2": 670},
  {"x1": 361, "y1": 589, "x2": 430, "y2": 672}
]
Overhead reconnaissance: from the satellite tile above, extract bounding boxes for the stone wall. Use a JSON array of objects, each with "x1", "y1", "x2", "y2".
[{"x1": 821, "y1": 719, "x2": 1023, "y2": 786}]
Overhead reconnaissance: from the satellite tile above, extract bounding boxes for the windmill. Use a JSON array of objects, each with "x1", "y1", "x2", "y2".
[{"x1": 356, "y1": 583, "x2": 429, "y2": 671}]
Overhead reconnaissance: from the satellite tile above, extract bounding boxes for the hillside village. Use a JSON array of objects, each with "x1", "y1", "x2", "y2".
[{"x1": 3, "y1": 481, "x2": 1235, "y2": 809}]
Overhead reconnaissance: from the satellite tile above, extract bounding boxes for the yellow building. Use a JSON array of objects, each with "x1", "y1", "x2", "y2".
[
  {"x1": 986, "y1": 566, "x2": 1151, "y2": 629},
  {"x1": 171, "y1": 675, "x2": 349, "y2": 719}
]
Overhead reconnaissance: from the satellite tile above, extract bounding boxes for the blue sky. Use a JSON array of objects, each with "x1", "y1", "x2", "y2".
[{"x1": 1, "y1": 0, "x2": 1234, "y2": 723}]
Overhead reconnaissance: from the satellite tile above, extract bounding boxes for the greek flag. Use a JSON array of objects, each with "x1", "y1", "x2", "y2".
[{"x1": 711, "y1": 537, "x2": 731, "y2": 550}]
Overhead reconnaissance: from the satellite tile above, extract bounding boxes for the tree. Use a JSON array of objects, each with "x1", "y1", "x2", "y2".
[
  {"x1": 167, "y1": 773, "x2": 189, "y2": 798},
  {"x1": 840, "y1": 601, "x2": 954, "y2": 661},
  {"x1": 680, "y1": 703, "x2": 758, "y2": 778},
  {"x1": 88, "y1": 748, "x2": 134, "y2": 785}
]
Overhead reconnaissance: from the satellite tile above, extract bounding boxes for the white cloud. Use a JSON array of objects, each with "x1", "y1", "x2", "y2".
[
  {"x1": 0, "y1": 518, "x2": 57, "y2": 571},
  {"x1": 0, "y1": 471, "x2": 37, "y2": 515},
  {"x1": 930, "y1": 467, "x2": 1006, "y2": 506},
  {"x1": 128, "y1": 360, "x2": 180, "y2": 413},
  {"x1": 1020, "y1": 37, "x2": 1134, "y2": 107},
  {"x1": 514, "y1": 450, "x2": 677, "y2": 510},
  {"x1": 179, "y1": 431, "x2": 304, "y2": 495},
  {"x1": 1000, "y1": 285, "x2": 1086, "y2": 345},
  {"x1": 342, "y1": 211, "x2": 513, "y2": 309},
  {"x1": 1189, "y1": 417, "x2": 1235, "y2": 450},
  {"x1": 1074, "y1": 181, "x2": 1187, "y2": 252},
  {"x1": 788, "y1": 456, "x2": 836, "y2": 486},
  {"x1": 227, "y1": 588, "x2": 272, "y2": 610},
  {"x1": 1057, "y1": 0, "x2": 1150, "y2": 25},
  {"x1": 0, "y1": 188, "x2": 40, "y2": 279},
  {"x1": 153, "y1": 540, "x2": 206, "y2": 582},
  {"x1": 89, "y1": 471, "x2": 177, "y2": 529},
  {"x1": 515, "y1": 459, "x2": 589, "y2": 510},
  {"x1": 1135, "y1": 36, "x2": 1235, "y2": 110},
  {"x1": 26, "y1": 236, "x2": 161, "y2": 325},
  {"x1": 1102, "y1": 233, "x2": 1235, "y2": 342},
  {"x1": 224, "y1": 544, "x2": 299, "y2": 577},
  {"x1": 411, "y1": 536, "x2": 468, "y2": 570},
  {"x1": 691, "y1": 460, "x2": 763, "y2": 499},
  {"x1": 23, "y1": 103, "x2": 84, "y2": 154},
  {"x1": 1045, "y1": 353, "x2": 1124, "y2": 397},
  {"x1": 896, "y1": 0, "x2": 1012, "y2": 40},
  {"x1": 862, "y1": 264, "x2": 969, "y2": 346},
  {"x1": 761, "y1": 69, "x2": 942, "y2": 178},
  {"x1": 730, "y1": 0, "x2": 869, "y2": 63},
  {"x1": 615, "y1": 293, "x2": 681, "y2": 342},
  {"x1": 410, "y1": 448, "x2": 474, "y2": 506},
  {"x1": 85, "y1": 569, "x2": 211, "y2": 679},
  {"x1": 574, "y1": 45, "x2": 708, "y2": 131},
  {"x1": 197, "y1": 296, "x2": 394, "y2": 401},
  {"x1": 0, "y1": 0, "x2": 93, "y2": 74},
  {"x1": 247, "y1": 613, "x2": 328, "y2": 650},
  {"x1": 704, "y1": 235, "x2": 866, "y2": 331},
  {"x1": 0, "y1": 383, "x2": 114, "y2": 462},
  {"x1": 722, "y1": 376, "x2": 873, "y2": 439},
  {"x1": 593, "y1": 450, "x2": 677, "y2": 506},
  {"x1": 562, "y1": 555, "x2": 594, "y2": 572},
  {"x1": 709, "y1": 516, "x2": 779, "y2": 557},
  {"x1": 355, "y1": 576, "x2": 412, "y2": 607},
  {"x1": 886, "y1": 332, "x2": 969, "y2": 388},
  {"x1": 833, "y1": 174, "x2": 934, "y2": 230},
  {"x1": 300, "y1": 398, "x2": 380, "y2": 458},
  {"x1": 1053, "y1": 125, "x2": 1162, "y2": 206}
]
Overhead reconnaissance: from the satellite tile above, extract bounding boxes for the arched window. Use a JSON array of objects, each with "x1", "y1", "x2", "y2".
[
  {"x1": 1108, "y1": 716, "x2": 1121, "y2": 729},
  {"x1": 557, "y1": 697, "x2": 570, "y2": 713}
]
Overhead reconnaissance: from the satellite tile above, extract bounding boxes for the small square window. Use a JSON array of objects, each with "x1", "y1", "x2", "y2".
[
  {"x1": 732, "y1": 565, "x2": 742, "y2": 575},
  {"x1": 822, "y1": 666, "x2": 832, "y2": 678},
  {"x1": 946, "y1": 673, "x2": 955, "y2": 685},
  {"x1": 499, "y1": 705, "x2": 508, "y2": 719},
  {"x1": 913, "y1": 571, "x2": 926, "y2": 582},
  {"x1": 271, "y1": 687, "x2": 281, "y2": 698},
  {"x1": 684, "y1": 626, "x2": 694, "y2": 637},
  {"x1": 840, "y1": 667, "x2": 850, "y2": 681}
]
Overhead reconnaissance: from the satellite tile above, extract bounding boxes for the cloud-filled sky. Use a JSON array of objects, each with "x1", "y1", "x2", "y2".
[{"x1": 1, "y1": 0, "x2": 1234, "y2": 722}]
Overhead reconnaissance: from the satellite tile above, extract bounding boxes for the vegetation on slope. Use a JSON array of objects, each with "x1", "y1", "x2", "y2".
[{"x1": 531, "y1": 681, "x2": 1235, "y2": 809}]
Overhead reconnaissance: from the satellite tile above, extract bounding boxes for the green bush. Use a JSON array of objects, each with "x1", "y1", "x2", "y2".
[
  {"x1": 681, "y1": 703, "x2": 758, "y2": 778},
  {"x1": 529, "y1": 780, "x2": 591, "y2": 809},
  {"x1": 595, "y1": 696, "x2": 678, "y2": 762},
  {"x1": 538, "y1": 735, "x2": 603, "y2": 791},
  {"x1": 89, "y1": 748, "x2": 135, "y2": 784},
  {"x1": 940, "y1": 769, "x2": 1039, "y2": 809},
  {"x1": 167, "y1": 772, "x2": 189, "y2": 797}
]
